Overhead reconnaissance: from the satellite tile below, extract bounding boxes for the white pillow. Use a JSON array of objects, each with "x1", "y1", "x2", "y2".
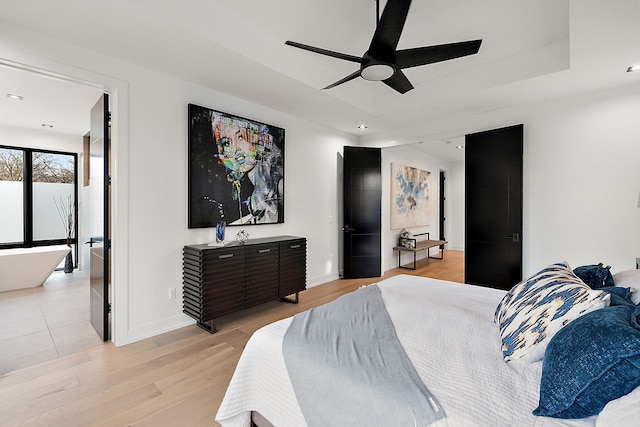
[
  {"x1": 613, "y1": 269, "x2": 640, "y2": 304},
  {"x1": 494, "y1": 261, "x2": 610, "y2": 363},
  {"x1": 596, "y1": 385, "x2": 640, "y2": 426}
]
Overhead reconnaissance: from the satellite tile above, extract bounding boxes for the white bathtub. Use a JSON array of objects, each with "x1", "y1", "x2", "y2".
[{"x1": 0, "y1": 245, "x2": 71, "y2": 292}]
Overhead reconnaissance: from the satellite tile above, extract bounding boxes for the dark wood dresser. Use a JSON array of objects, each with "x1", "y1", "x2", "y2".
[{"x1": 182, "y1": 235, "x2": 306, "y2": 333}]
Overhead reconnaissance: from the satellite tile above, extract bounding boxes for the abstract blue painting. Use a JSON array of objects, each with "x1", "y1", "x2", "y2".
[{"x1": 390, "y1": 162, "x2": 431, "y2": 229}]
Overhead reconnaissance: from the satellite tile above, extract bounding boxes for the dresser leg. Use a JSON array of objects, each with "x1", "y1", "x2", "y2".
[
  {"x1": 197, "y1": 319, "x2": 217, "y2": 334},
  {"x1": 280, "y1": 292, "x2": 299, "y2": 304}
]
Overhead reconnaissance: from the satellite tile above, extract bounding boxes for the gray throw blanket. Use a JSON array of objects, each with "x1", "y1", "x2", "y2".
[{"x1": 282, "y1": 284, "x2": 445, "y2": 427}]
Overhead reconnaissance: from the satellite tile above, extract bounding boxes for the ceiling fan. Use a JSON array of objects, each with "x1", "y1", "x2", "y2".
[{"x1": 285, "y1": 0, "x2": 482, "y2": 94}]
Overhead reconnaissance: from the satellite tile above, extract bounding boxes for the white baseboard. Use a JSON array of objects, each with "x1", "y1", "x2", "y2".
[
  {"x1": 123, "y1": 314, "x2": 195, "y2": 346},
  {"x1": 307, "y1": 272, "x2": 340, "y2": 287}
]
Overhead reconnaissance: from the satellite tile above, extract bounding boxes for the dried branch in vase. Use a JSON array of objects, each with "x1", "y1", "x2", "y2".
[{"x1": 54, "y1": 194, "x2": 75, "y2": 246}]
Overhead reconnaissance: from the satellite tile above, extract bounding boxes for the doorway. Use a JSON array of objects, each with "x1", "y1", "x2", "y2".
[
  {"x1": 342, "y1": 146, "x2": 382, "y2": 279},
  {"x1": 465, "y1": 124, "x2": 523, "y2": 290},
  {"x1": 439, "y1": 170, "x2": 446, "y2": 246},
  {"x1": 0, "y1": 60, "x2": 116, "y2": 370}
]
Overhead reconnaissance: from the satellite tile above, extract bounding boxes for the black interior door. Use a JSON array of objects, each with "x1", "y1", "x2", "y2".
[
  {"x1": 342, "y1": 146, "x2": 381, "y2": 278},
  {"x1": 465, "y1": 124, "x2": 523, "y2": 290},
  {"x1": 89, "y1": 94, "x2": 110, "y2": 341},
  {"x1": 439, "y1": 171, "x2": 445, "y2": 247}
]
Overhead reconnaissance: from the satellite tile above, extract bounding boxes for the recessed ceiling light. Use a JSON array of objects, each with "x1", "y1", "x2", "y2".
[
  {"x1": 6, "y1": 93, "x2": 23, "y2": 100},
  {"x1": 358, "y1": 124, "x2": 368, "y2": 129},
  {"x1": 627, "y1": 65, "x2": 640, "y2": 73},
  {"x1": 41, "y1": 123, "x2": 54, "y2": 128}
]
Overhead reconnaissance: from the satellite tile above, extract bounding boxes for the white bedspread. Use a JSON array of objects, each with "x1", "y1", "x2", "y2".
[{"x1": 216, "y1": 275, "x2": 603, "y2": 427}]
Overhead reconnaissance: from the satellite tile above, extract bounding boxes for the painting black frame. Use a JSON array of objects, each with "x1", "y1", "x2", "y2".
[{"x1": 188, "y1": 104, "x2": 285, "y2": 228}]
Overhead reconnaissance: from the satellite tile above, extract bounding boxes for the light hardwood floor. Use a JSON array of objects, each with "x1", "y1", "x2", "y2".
[{"x1": 0, "y1": 250, "x2": 464, "y2": 427}]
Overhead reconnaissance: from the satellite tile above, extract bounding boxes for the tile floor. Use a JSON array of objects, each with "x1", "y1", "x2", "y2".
[{"x1": 0, "y1": 270, "x2": 104, "y2": 374}]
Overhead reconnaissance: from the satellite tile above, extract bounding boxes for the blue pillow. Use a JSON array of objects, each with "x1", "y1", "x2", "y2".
[
  {"x1": 573, "y1": 263, "x2": 614, "y2": 289},
  {"x1": 533, "y1": 304, "x2": 640, "y2": 419},
  {"x1": 600, "y1": 286, "x2": 635, "y2": 306}
]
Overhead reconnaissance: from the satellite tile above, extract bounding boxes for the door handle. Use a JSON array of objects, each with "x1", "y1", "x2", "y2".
[
  {"x1": 85, "y1": 237, "x2": 104, "y2": 247},
  {"x1": 510, "y1": 232, "x2": 521, "y2": 243},
  {"x1": 342, "y1": 225, "x2": 355, "y2": 233}
]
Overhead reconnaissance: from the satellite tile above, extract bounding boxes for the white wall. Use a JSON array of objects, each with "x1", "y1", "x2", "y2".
[
  {"x1": 521, "y1": 85, "x2": 640, "y2": 275},
  {"x1": 448, "y1": 161, "x2": 465, "y2": 251},
  {"x1": 125, "y1": 72, "x2": 351, "y2": 339},
  {"x1": 381, "y1": 145, "x2": 450, "y2": 272},
  {"x1": 109, "y1": 67, "x2": 353, "y2": 342}
]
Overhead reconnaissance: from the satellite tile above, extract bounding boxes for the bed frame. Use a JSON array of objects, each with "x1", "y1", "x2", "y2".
[{"x1": 251, "y1": 412, "x2": 274, "y2": 427}]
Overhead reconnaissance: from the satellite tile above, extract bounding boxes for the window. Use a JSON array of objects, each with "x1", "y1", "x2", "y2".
[
  {"x1": 0, "y1": 147, "x2": 24, "y2": 244},
  {"x1": 0, "y1": 145, "x2": 77, "y2": 254},
  {"x1": 33, "y1": 152, "x2": 76, "y2": 242}
]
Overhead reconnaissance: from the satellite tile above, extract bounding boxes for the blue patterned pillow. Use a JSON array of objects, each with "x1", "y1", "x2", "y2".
[
  {"x1": 533, "y1": 304, "x2": 640, "y2": 418},
  {"x1": 494, "y1": 262, "x2": 610, "y2": 363}
]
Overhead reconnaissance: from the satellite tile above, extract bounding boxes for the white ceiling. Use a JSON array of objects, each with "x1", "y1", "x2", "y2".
[
  {"x1": 1, "y1": 0, "x2": 640, "y2": 162},
  {"x1": 0, "y1": 62, "x2": 104, "y2": 136}
]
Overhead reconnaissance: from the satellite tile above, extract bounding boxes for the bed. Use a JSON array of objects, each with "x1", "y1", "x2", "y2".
[{"x1": 216, "y1": 266, "x2": 640, "y2": 427}]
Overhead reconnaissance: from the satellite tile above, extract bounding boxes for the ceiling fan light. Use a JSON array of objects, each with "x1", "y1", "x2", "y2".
[{"x1": 361, "y1": 64, "x2": 395, "y2": 81}]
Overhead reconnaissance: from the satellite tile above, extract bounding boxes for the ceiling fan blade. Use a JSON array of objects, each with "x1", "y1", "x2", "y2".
[
  {"x1": 368, "y1": 0, "x2": 412, "y2": 60},
  {"x1": 285, "y1": 41, "x2": 362, "y2": 63},
  {"x1": 395, "y1": 40, "x2": 482, "y2": 69},
  {"x1": 323, "y1": 70, "x2": 362, "y2": 90},
  {"x1": 383, "y1": 70, "x2": 414, "y2": 94}
]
